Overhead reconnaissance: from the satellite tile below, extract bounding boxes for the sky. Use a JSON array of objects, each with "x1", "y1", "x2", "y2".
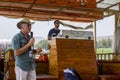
[{"x1": 0, "y1": 15, "x2": 114, "y2": 39}]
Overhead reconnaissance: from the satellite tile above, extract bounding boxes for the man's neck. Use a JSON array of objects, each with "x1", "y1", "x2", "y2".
[
  {"x1": 54, "y1": 27, "x2": 59, "y2": 30},
  {"x1": 21, "y1": 31, "x2": 28, "y2": 38}
]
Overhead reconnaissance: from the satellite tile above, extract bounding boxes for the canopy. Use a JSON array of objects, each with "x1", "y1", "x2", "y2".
[{"x1": 0, "y1": 0, "x2": 119, "y2": 22}]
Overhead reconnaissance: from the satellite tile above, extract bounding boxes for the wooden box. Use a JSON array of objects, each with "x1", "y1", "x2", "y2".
[{"x1": 49, "y1": 38, "x2": 98, "y2": 80}]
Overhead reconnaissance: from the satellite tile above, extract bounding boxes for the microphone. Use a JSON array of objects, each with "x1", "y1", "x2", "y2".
[
  {"x1": 30, "y1": 32, "x2": 34, "y2": 51},
  {"x1": 30, "y1": 32, "x2": 33, "y2": 38}
]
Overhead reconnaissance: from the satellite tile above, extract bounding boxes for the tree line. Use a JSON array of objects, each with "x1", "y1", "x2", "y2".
[
  {"x1": 35, "y1": 38, "x2": 112, "y2": 49},
  {"x1": 96, "y1": 38, "x2": 112, "y2": 48}
]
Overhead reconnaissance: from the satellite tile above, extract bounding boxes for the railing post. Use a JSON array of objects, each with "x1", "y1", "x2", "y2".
[{"x1": 96, "y1": 53, "x2": 120, "y2": 61}]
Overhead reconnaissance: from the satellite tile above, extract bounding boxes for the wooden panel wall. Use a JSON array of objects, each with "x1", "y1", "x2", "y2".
[
  {"x1": 101, "y1": 61, "x2": 120, "y2": 75},
  {"x1": 49, "y1": 38, "x2": 98, "y2": 80},
  {"x1": 36, "y1": 60, "x2": 49, "y2": 75}
]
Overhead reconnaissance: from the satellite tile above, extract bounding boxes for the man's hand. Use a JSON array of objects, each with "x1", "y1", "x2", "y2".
[
  {"x1": 37, "y1": 47, "x2": 42, "y2": 53},
  {"x1": 28, "y1": 38, "x2": 35, "y2": 46}
]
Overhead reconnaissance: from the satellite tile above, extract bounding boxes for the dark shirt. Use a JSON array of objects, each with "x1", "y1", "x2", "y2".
[{"x1": 48, "y1": 28, "x2": 60, "y2": 37}]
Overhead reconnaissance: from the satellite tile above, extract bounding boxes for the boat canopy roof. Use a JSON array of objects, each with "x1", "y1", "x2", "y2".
[{"x1": 0, "y1": 0, "x2": 119, "y2": 22}]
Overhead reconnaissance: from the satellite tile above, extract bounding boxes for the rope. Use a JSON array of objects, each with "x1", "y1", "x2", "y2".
[{"x1": 59, "y1": 21, "x2": 93, "y2": 30}]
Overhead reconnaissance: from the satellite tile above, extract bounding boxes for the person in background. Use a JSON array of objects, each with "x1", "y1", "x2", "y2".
[
  {"x1": 0, "y1": 48, "x2": 4, "y2": 80},
  {"x1": 0, "y1": 49, "x2": 2, "y2": 60},
  {"x1": 48, "y1": 20, "x2": 60, "y2": 40},
  {"x1": 12, "y1": 19, "x2": 42, "y2": 80}
]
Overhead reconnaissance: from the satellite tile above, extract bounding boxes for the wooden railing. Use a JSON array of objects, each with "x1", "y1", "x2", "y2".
[{"x1": 96, "y1": 53, "x2": 120, "y2": 61}]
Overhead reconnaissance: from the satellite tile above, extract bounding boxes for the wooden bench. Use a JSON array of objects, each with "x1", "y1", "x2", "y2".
[
  {"x1": 35, "y1": 60, "x2": 59, "y2": 80},
  {"x1": 99, "y1": 75, "x2": 120, "y2": 80},
  {"x1": 98, "y1": 60, "x2": 120, "y2": 80},
  {"x1": 4, "y1": 49, "x2": 57, "y2": 80},
  {"x1": 4, "y1": 49, "x2": 15, "y2": 80}
]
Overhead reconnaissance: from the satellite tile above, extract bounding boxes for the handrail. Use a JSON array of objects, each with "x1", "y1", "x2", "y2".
[{"x1": 96, "y1": 53, "x2": 120, "y2": 61}]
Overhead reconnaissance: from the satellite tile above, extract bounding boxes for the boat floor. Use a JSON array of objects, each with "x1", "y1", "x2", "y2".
[{"x1": 36, "y1": 74, "x2": 58, "y2": 80}]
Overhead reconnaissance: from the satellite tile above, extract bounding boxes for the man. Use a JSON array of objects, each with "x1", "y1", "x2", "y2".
[
  {"x1": 48, "y1": 20, "x2": 60, "y2": 40},
  {"x1": 12, "y1": 19, "x2": 42, "y2": 80}
]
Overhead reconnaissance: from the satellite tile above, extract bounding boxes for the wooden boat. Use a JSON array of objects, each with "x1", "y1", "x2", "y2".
[{"x1": 0, "y1": 0, "x2": 120, "y2": 80}]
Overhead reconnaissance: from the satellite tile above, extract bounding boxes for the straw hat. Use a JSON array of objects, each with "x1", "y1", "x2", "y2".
[{"x1": 17, "y1": 19, "x2": 34, "y2": 29}]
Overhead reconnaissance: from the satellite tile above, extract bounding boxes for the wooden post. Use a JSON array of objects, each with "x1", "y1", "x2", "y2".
[
  {"x1": 93, "y1": 21, "x2": 96, "y2": 52},
  {"x1": 112, "y1": 14, "x2": 119, "y2": 52}
]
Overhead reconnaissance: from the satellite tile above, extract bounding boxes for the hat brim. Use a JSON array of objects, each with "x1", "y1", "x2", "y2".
[{"x1": 17, "y1": 22, "x2": 34, "y2": 29}]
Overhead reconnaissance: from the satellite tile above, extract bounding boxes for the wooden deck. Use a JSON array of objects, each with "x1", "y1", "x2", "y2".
[{"x1": 36, "y1": 75, "x2": 58, "y2": 80}]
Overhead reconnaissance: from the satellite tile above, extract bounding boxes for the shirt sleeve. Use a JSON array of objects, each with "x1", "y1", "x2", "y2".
[
  {"x1": 12, "y1": 34, "x2": 20, "y2": 50},
  {"x1": 48, "y1": 29, "x2": 52, "y2": 36}
]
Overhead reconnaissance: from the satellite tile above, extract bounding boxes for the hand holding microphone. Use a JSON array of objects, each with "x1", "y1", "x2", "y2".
[
  {"x1": 29, "y1": 32, "x2": 42, "y2": 54},
  {"x1": 29, "y1": 38, "x2": 35, "y2": 46},
  {"x1": 28, "y1": 32, "x2": 34, "y2": 46}
]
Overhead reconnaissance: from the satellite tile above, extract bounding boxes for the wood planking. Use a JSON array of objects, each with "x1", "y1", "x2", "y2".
[
  {"x1": 101, "y1": 62, "x2": 120, "y2": 75},
  {"x1": 49, "y1": 38, "x2": 98, "y2": 80}
]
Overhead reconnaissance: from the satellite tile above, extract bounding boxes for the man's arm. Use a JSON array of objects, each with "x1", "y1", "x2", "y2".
[
  {"x1": 14, "y1": 38, "x2": 34, "y2": 56},
  {"x1": 48, "y1": 36, "x2": 51, "y2": 40},
  {"x1": 48, "y1": 29, "x2": 53, "y2": 40}
]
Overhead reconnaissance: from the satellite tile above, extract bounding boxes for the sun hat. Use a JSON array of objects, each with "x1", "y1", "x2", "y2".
[{"x1": 17, "y1": 19, "x2": 34, "y2": 29}]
